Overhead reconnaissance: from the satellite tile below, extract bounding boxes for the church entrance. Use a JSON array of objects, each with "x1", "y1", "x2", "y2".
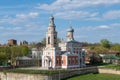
[{"x1": 44, "y1": 56, "x2": 52, "y2": 68}]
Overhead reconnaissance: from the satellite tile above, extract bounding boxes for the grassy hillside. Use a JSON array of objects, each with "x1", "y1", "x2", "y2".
[{"x1": 67, "y1": 73, "x2": 120, "y2": 80}]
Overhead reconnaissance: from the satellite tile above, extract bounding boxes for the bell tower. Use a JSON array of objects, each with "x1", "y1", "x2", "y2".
[{"x1": 46, "y1": 15, "x2": 58, "y2": 48}]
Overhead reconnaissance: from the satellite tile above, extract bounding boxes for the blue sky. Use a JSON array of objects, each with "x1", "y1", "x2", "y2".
[{"x1": 0, "y1": 0, "x2": 120, "y2": 44}]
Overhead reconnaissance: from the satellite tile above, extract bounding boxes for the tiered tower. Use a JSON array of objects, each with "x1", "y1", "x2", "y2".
[
  {"x1": 46, "y1": 15, "x2": 58, "y2": 48},
  {"x1": 42, "y1": 15, "x2": 60, "y2": 69}
]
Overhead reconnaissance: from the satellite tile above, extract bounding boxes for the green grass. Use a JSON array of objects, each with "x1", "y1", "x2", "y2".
[
  {"x1": 98, "y1": 63, "x2": 120, "y2": 70},
  {"x1": 66, "y1": 73, "x2": 120, "y2": 80},
  {"x1": 7, "y1": 69, "x2": 72, "y2": 75},
  {"x1": 104, "y1": 64, "x2": 120, "y2": 70}
]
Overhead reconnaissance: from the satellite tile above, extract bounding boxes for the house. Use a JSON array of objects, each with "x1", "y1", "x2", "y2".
[
  {"x1": 31, "y1": 48, "x2": 42, "y2": 59},
  {"x1": 20, "y1": 40, "x2": 28, "y2": 46},
  {"x1": 102, "y1": 50, "x2": 120, "y2": 65},
  {"x1": 8, "y1": 39, "x2": 17, "y2": 46}
]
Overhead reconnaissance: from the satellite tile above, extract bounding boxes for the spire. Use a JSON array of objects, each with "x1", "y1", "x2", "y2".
[{"x1": 49, "y1": 15, "x2": 55, "y2": 27}]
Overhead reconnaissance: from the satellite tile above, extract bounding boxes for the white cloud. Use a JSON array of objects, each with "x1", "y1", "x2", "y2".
[
  {"x1": 36, "y1": 0, "x2": 120, "y2": 11},
  {"x1": 16, "y1": 12, "x2": 39, "y2": 19},
  {"x1": 0, "y1": 12, "x2": 39, "y2": 25},
  {"x1": 110, "y1": 23, "x2": 120, "y2": 27},
  {"x1": 72, "y1": 23, "x2": 120, "y2": 43},
  {"x1": 97, "y1": 25, "x2": 110, "y2": 29},
  {"x1": 3, "y1": 24, "x2": 46, "y2": 33},
  {"x1": 103, "y1": 10, "x2": 120, "y2": 19},
  {"x1": 36, "y1": 0, "x2": 120, "y2": 20},
  {"x1": 55, "y1": 11, "x2": 98, "y2": 20}
]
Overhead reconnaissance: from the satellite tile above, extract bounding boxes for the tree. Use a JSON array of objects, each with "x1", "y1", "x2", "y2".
[
  {"x1": 89, "y1": 53, "x2": 102, "y2": 65},
  {"x1": 41, "y1": 38, "x2": 46, "y2": 46},
  {"x1": 111, "y1": 44, "x2": 120, "y2": 52},
  {"x1": 21, "y1": 46, "x2": 29, "y2": 56},
  {"x1": 94, "y1": 46, "x2": 108, "y2": 54},
  {"x1": 35, "y1": 42, "x2": 45, "y2": 50},
  {"x1": 0, "y1": 52, "x2": 7, "y2": 65},
  {"x1": 100, "y1": 39, "x2": 111, "y2": 49}
]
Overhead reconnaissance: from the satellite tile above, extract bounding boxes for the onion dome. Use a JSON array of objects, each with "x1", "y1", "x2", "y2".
[
  {"x1": 67, "y1": 26, "x2": 74, "y2": 32},
  {"x1": 49, "y1": 15, "x2": 55, "y2": 27}
]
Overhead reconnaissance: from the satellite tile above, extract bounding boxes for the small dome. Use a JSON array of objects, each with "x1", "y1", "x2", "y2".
[
  {"x1": 67, "y1": 27, "x2": 74, "y2": 32},
  {"x1": 49, "y1": 15, "x2": 54, "y2": 20},
  {"x1": 49, "y1": 15, "x2": 55, "y2": 27}
]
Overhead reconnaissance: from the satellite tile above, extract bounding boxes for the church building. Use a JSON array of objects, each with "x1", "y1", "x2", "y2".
[{"x1": 42, "y1": 15, "x2": 85, "y2": 69}]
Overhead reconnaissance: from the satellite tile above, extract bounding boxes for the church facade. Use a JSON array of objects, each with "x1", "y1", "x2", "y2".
[{"x1": 42, "y1": 15, "x2": 85, "y2": 69}]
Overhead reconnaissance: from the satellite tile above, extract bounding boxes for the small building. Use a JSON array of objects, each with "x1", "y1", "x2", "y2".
[
  {"x1": 31, "y1": 48, "x2": 42, "y2": 59},
  {"x1": 103, "y1": 55, "x2": 120, "y2": 65},
  {"x1": 20, "y1": 40, "x2": 28, "y2": 46},
  {"x1": 15, "y1": 56, "x2": 33, "y2": 67},
  {"x1": 15, "y1": 56, "x2": 41, "y2": 67},
  {"x1": 8, "y1": 39, "x2": 17, "y2": 46}
]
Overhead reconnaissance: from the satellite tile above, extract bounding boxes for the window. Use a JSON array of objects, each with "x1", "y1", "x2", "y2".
[
  {"x1": 48, "y1": 37, "x2": 50, "y2": 44},
  {"x1": 62, "y1": 60, "x2": 63, "y2": 64},
  {"x1": 57, "y1": 60, "x2": 59, "y2": 64},
  {"x1": 69, "y1": 60, "x2": 70, "y2": 64},
  {"x1": 54, "y1": 36, "x2": 56, "y2": 39}
]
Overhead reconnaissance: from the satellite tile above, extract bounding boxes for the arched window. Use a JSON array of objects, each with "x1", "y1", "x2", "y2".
[
  {"x1": 54, "y1": 36, "x2": 56, "y2": 39},
  {"x1": 48, "y1": 37, "x2": 50, "y2": 44}
]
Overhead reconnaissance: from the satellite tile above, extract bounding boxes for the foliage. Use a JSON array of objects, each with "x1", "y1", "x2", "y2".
[
  {"x1": 89, "y1": 53, "x2": 102, "y2": 65},
  {"x1": 35, "y1": 42, "x2": 45, "y2": 50},
  {"x1": 111, "y1": 44, "x2": 120, "y2": 52},
  {"x1": 0, "y1": 52, "x2": 7, "y2": 64},
  {"x1": 94, "y1": 47, "x2": 108, "y2": 54},
  {"x1": 100, "y1": 39, "x2": 111, "y2": 49},
  {"x1": 3, "y1": 70, "x2": 7, "y2": 75},
  {"x1": 10, "y1": 46, "x2": 29, "y2": 57},
  {"x1": 8, "y1": 69, "x2": 71, "y2": 75},
  {"x1": 67, "y1": 73, "x2": 120, "y2": 80},
  {"x1": 41, "y1": 38, "x2": 46, "y2": 46},
  {"x1": 0, "y1": 46, "x2": 29, "y2": 65},
  {"x1": 89, "y1": 46, "x2": 95, "y2": 50}
]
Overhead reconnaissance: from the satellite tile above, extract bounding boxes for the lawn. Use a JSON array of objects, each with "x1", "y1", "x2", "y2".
[
  {"x1": 7, "y1": 68, "x2": 72, "y2": 75},
  {"x1": 104, "y1": 64, "x2": 120, "y2": 70},
  {"x1": 98, "y1": 63, "x2": 120, "y2": 70},
  {"x1": 66, "y1": 73, "x2": 120, "y2": 80}
]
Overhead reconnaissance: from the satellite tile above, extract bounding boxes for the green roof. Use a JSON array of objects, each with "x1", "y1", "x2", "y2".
[{"x1": 103, "y1": 55, "x2": 120, "y2": 59}]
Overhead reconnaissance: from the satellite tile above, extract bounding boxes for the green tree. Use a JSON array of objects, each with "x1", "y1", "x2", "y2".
[
  {"x1": 41, "y1": 38, "x2": 46, "y2": 46},
  {"x1": 21, "y1": 46, "x2": 29, "y2": 56},
  {"x1": 111, "y1": 44, "x2": 120, "y2": 52},
  {"x1": 0, "y1": 52, "x2": 7, "y2": 65},
  {"x1": 94, "y1": 47, "x2": 108, "y2": 54},
  {"x1": 35, "y1": 42, "x2": 45, "y2": 49},
  {"x1": 100, "y1": 39, "x2": 111, "y2": 49}
]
